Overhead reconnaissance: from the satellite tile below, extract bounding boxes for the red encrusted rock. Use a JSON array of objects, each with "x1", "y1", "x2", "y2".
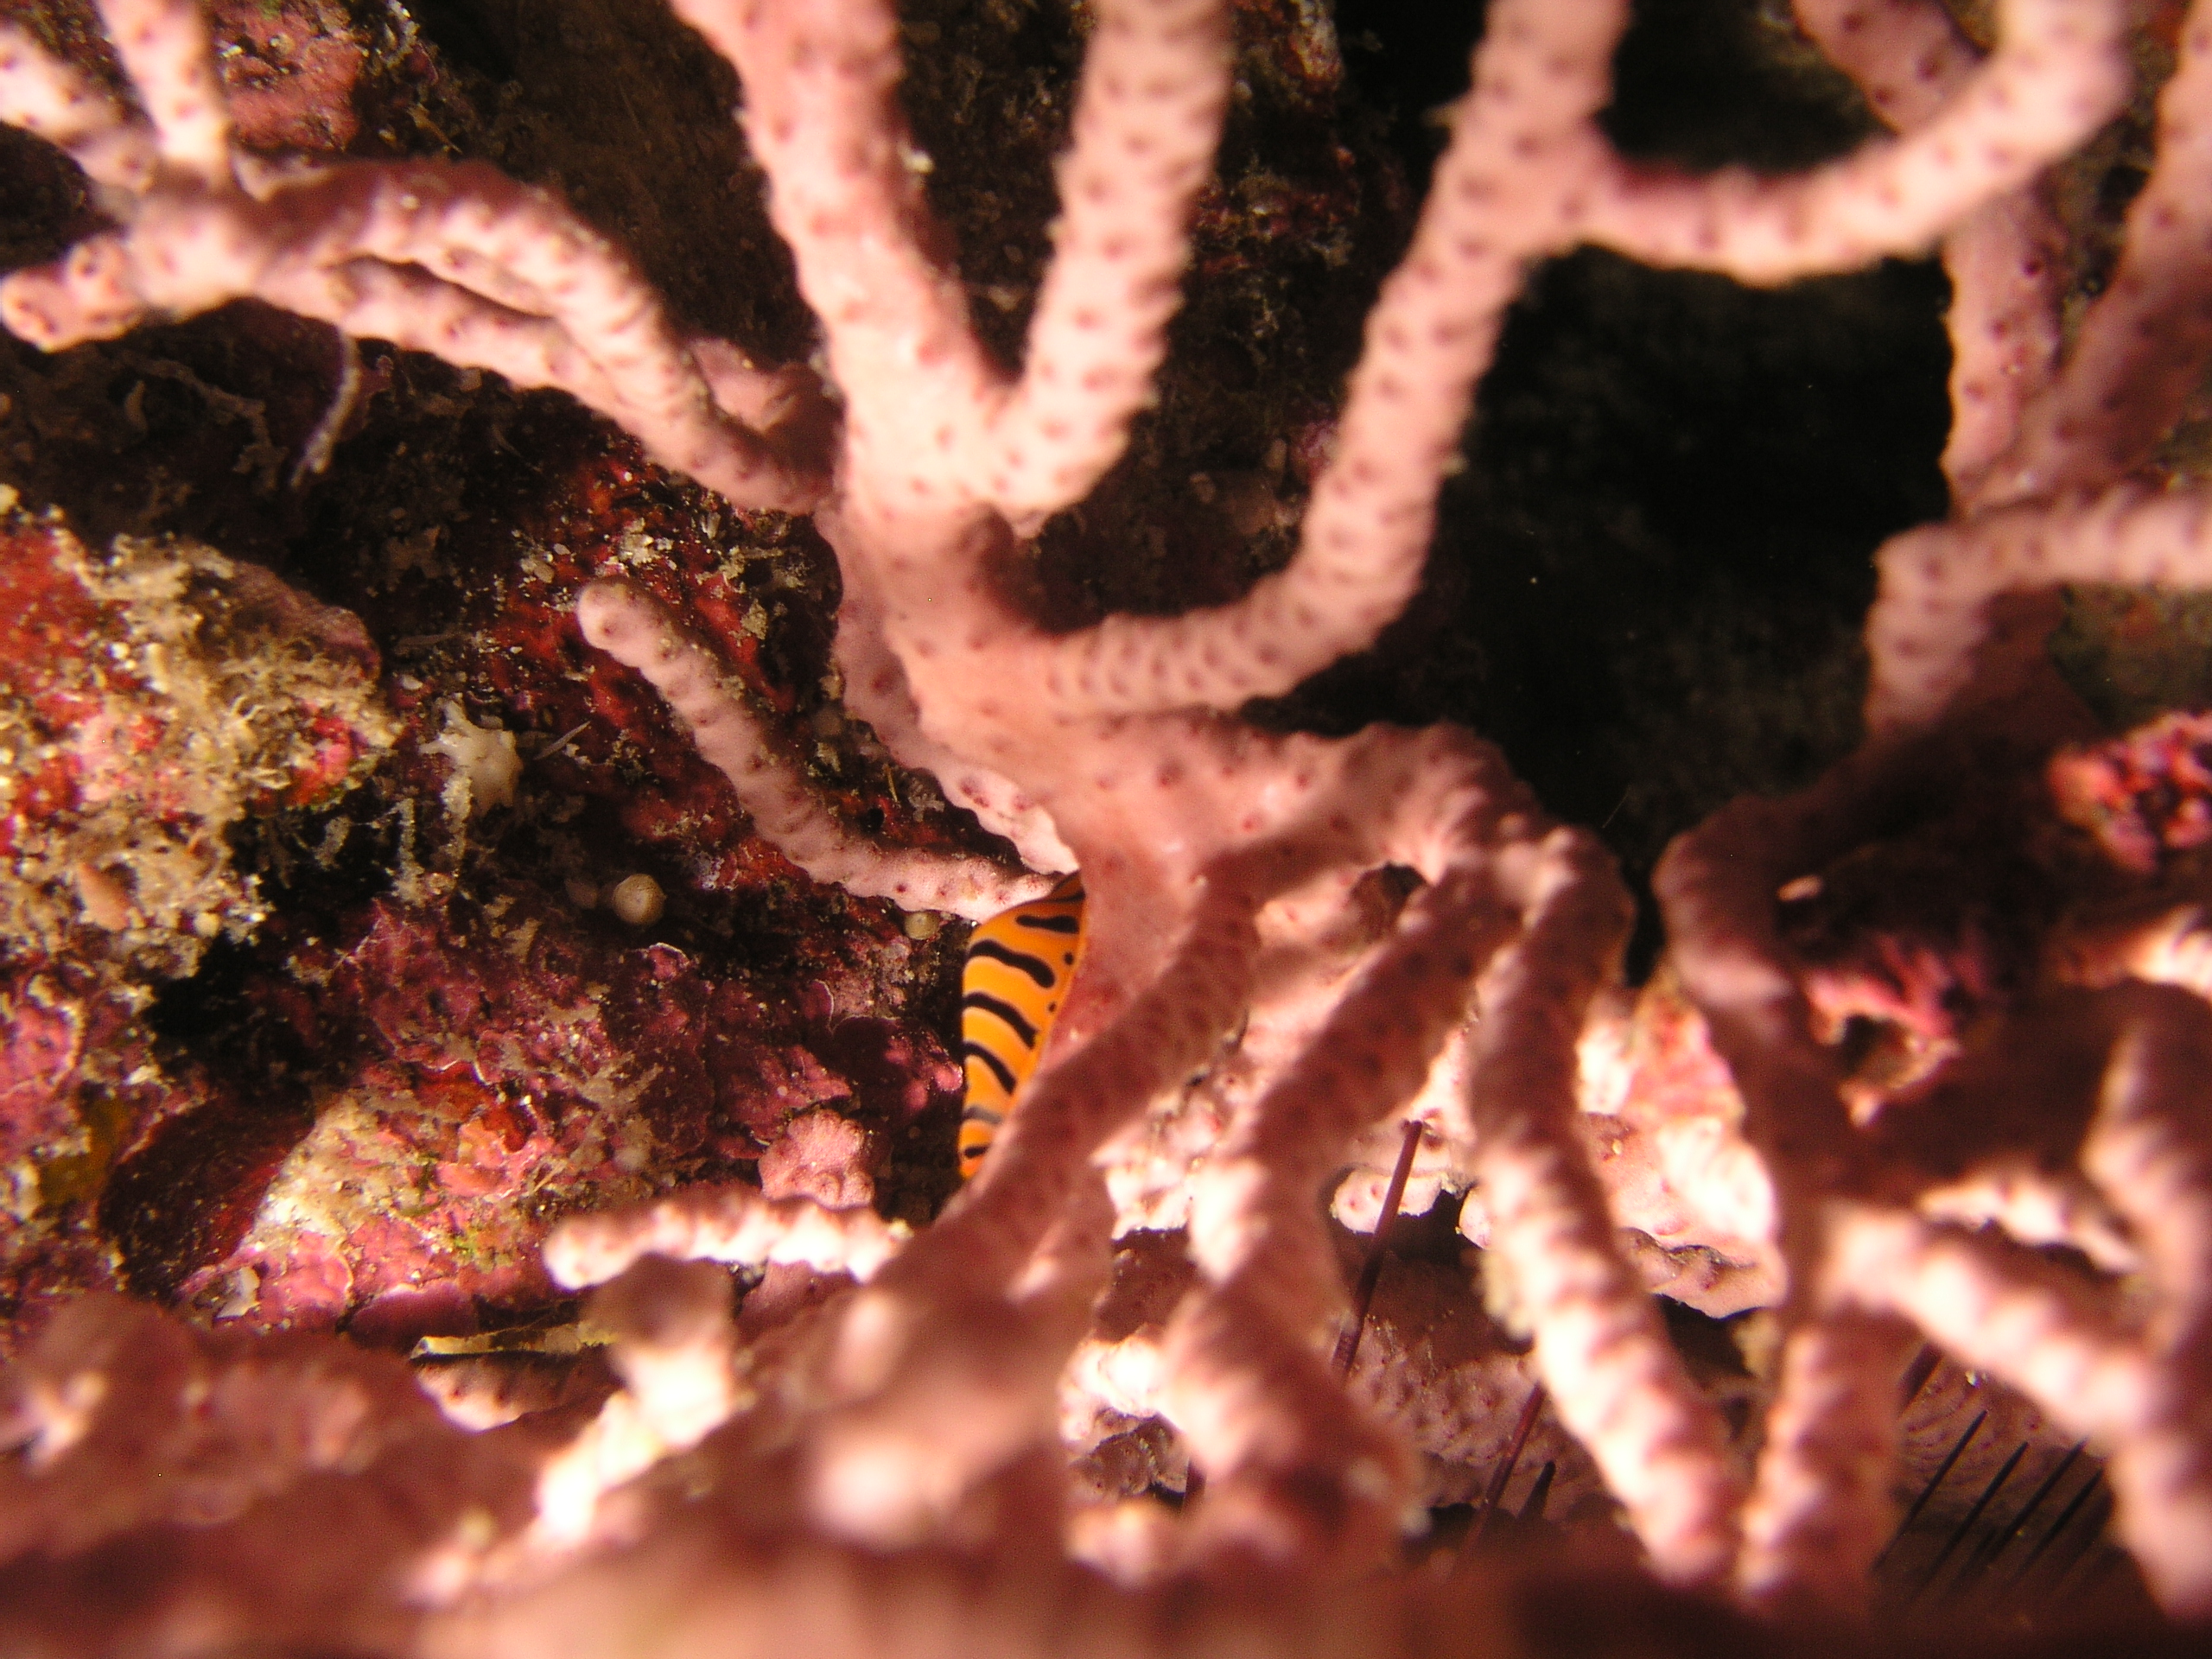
[
  {"x1": 212, "y1": 0, "x2": 368, "y2": 154},
  {"x1": 0, "y1": 974, "x2": 79, "y2": 1174},
  {"x1": 594, "y1": 939, "x2": 853, "y2": 1154},
  {"x1": 0, "y1": 511, "x2": 402, "y2": 1338},
  {"x1": 1772, "y1": 760, "x2": 2067, "y2": 1103},
  {"x1": 0, "y1": 368, "x2": 976, "y2": 1339},
  {"x1": 0, "y1": 957, "x2": 160, "y2": 1341},
  {"x1": 99, "y1": 883, "x2": 963, "y2": 1344},
  {"x1": 757, "y1": 1108, "x2": 875, "y2": 1211},
  {"x1": 2049, "y1": 709, "x2": 2212, "y2": 875},
  {"x1": 0, "y1": 505, "x2": 395, "y2": 982}
]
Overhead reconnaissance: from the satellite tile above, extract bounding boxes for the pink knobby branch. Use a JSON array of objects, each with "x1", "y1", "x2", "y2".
[
  {"x1": 1790, "y1": 0, "x2": 2069, "y2": 505},
  {"x1": 924, "y1": 0, "x2": 2124, "y2": 727},
  {"x1": 1650, "y1": 0, "x2": 2212, "y2": 1616},
  {"x1": 18, "y1": 0, "x2": 2212, "y2": 1624},
  {"x1": 0, "y1": 0, "x2": 829, "y2": 512},
  {"x1": 543, "y1": 1181, "x2": 912, "y2": 1292},
  {"x1": 540, "y1": 0, "x2": 1741, "y2": 1580},
  {"x1": 677, "y1": 0, "x2": 2145, "y2": 1592},
  {"x1": 529, "y1": 1255, "x2": 743, "y2": 1548},
  {"x1": 1857, "y1": 4, "x2": 2212, "y2": 735},
  {"x1": 1579, "y1": 0, "x2": 2129, "y2": 285},
  {"x1": 669, "y1": 0, "x2": 1229, "y2": 535},
  {"x1": 575, "y1": 582, "x2": 1054, "y2": 921}
]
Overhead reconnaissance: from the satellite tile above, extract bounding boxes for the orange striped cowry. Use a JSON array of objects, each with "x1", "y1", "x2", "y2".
[{"x1": 957, "y1": 874, "x2": 1087, "y2": 1179}]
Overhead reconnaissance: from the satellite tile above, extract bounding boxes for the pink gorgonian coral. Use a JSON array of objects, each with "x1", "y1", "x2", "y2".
[{"x1": 6, "y1": 0, "x2": 2212, "y2": 1651}]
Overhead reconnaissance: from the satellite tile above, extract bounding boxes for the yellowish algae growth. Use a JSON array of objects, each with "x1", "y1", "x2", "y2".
[
  {"x1": 433, "y1": 701, "x2": 522, "y2": 821},
  {"x1": 0, "y1": 514, "x2": 399, "y2": 983}
]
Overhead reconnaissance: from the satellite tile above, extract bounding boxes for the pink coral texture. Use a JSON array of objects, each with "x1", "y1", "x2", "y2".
[{"x1": 9, "y1": 0, "x2": 2212, "y2": 1653}]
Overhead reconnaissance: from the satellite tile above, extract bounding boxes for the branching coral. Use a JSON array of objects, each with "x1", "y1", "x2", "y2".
[
  {"x1": 6, "y1": 0, "x2": 2212, "y2": 1649},
  {"x1": 0, "y1": 0, "x2": 830, "y2": 512},
  {"x1": 1641, "y1": 0, "x2": 2212, "y2": 1618}
]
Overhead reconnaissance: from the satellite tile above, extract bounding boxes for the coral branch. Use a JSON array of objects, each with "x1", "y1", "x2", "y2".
[
  {"x1": 1791, "y1": 0, "x2": 2067, "y2": 505},
  {"x1": 1166, "y1": 768, "x2": 1528, "y2": 1563},
  {"x1": 531, "y1": 1257, "x2": 741, "y2": 1545},
  {"x1": 16, "y1": 0, "x2": 2212, "y2": 1637},
  {"x1": 1583, "y1": 0, "x2": 2130, "y2": 285},
  {"x1": 673, "y1": 0, "x2": 1230, "y2": 531},
  {"x1": 576, "y1": 580, "x2": 1052, "y2": 919},
  {"x1": 1980, "y1": 6, "x2": 2212, "y2": 504},
  {"x1": 1792, "y1": 0, "x2": 1980, "y2": 130},
  {"x1": 671, "y1": 0, "x2": 994, "y2": 511},
  {"x1": 0, "y1": 10, "x2": 829, "y2": 513},
  {"x1": 974, "y1": 0, "x2": 1232, "y2": 524},
  {"x1": 0, "y1": 21, "x2": 156, "y2": 189},
  {"x1": 543, "y1": 1185, "x2": 911, "y2": 1290},
  {"x1": 1468, "y1": 828, "x2": 1739, "y2": 1585},
  {"x1": 1866, "y1": 486, "x2": 2212, "y2": 733},
  {"x1": 1735, "y1": 1313, "x2": 1911, "y2": 1615},
  {"x1": 99, "y1": 0, "x2": 231, "y2": 182},
  {"x1": 1033, "y1": 0, "x2": 1628, "y2": 716}
]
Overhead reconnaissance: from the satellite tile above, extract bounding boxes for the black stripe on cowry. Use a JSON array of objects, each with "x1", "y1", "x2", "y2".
[
  {"x1": 1014, "y1": 911, "x2": 1081, "y2": 935},
  {"x1": 968, "y1": 938, "x2": 1056, "y2": 987},
  {"x1": 963, "y1": 1041, "x2": 1020, "y2": 1096},
  {"x1": 960, "y1": 1103, "x2": 1006, "y2": 1125},
  {"x1": 963, "y1": 990, "x2": 1040, "y2": 1048}
]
